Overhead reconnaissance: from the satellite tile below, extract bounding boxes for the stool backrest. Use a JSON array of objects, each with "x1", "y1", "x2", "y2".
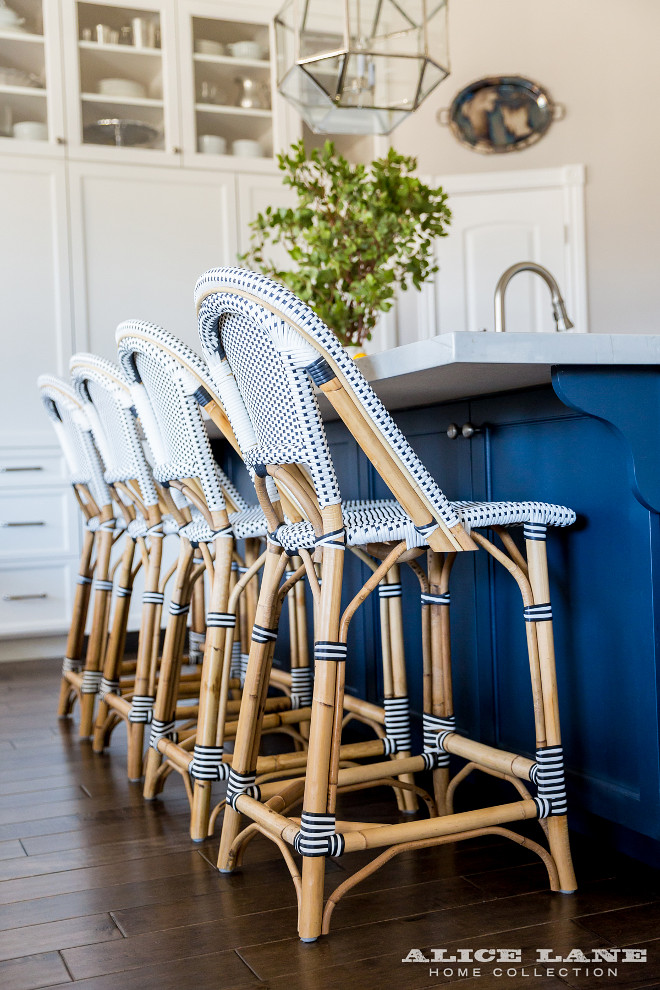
[
  {"x1": 70, "y1": 353, "x2": 160, "y2": 509},
  {"x1": 37, "y1": 374, "x2": 111, "y2": 511},
  {"x1": 115, "y1": 321, "x2": 248, "y2": 515},
  {"x1": 195, "y1": 267, "x2": 473, "y2": 551}
]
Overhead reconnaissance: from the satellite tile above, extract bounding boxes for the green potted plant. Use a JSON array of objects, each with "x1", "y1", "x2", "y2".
[{"x1": 241, "y1": 140, "x2": 452, "y2": 356}]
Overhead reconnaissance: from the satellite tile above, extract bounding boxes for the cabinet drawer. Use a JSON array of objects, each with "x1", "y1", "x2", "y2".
[
  {"x1": 0, "y1": 451, "x2": 66, "y2": 489},
  {"x1": 0, "y1": 491, "x2": 77, "y2": 557},
  {"x1": 0, "y1": 561, "x2": 74, "y2": 637}
]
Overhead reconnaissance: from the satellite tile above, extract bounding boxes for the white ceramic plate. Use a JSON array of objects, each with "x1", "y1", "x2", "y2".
[{"x1": 97, "y1": 78, "x2": 147, "y2": 99}]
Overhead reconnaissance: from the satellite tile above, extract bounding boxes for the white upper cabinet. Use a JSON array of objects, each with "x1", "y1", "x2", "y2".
[
  {"x1": 60, "y1": 0, "x2": 183, "y2": 164},
  {"x1": 176, "y1": 0, "x2": 296, "y2": 169},
  {"x1": 0, "y1": 0, "x2": 66, "y2": 155}
]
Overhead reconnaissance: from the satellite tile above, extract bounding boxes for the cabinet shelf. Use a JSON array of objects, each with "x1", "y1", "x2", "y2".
[
  {"x1": 0, "y1": 30, "x2": 44, "y2": 44},
  {"x1": 0, "y1": 83, "x2": 47, "y2": 97},
  {"x1": 193, "y1": 53, "x2": 269, "y2": 69},
  {"x1": 78, "y1": 40, "x2": 162, "y2": 57},
  {"x1": 195, "y1": 102, "x2": 271, "y2": 118},
  {"x1": 81, "y1": 91, "x2": 163, "y2": 108}
]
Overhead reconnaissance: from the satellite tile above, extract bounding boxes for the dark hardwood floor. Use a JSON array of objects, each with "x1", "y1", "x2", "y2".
[{"x1": 1, "y1": 658, "x2": 659, "y2": 990}]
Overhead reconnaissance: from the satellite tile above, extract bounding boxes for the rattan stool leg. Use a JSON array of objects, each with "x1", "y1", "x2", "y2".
[
  {"x1": 526, "y1": 536, "x2": 577, "y2": 893},
  {"x1": 127, "y1": 522, "x2": 163, "y2": 780},
  {"x1": 79, "y1": 518, "x2": 115, "y2": 738},
  {"x1": 190, "y1": 535, "x2": 235, "y2": 841},
  {"x1": 58, "y1": 527, "x2": 95, "y2": 718},
  {"x1": 299, "y1": 528, "x2": 345, "y2": 943},
  {"x1": 144, "y1": 538, "x2": 195, "y2": 799},
  {"x1": 218, "y1": 546, "x2": 288, "y2": 867},
  {"x1": 93, "y1": 534, "x2": 137, "y2": 752}
]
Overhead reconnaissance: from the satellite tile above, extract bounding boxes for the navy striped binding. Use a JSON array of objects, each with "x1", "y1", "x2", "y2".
[
  {"x1": 127, "y1": 695, "x2": 155, "y2": 723},
  {"x1": 290, "y1": 666, "x2": 313, "y2": 708},
  {"x1": 524, "y1": 603, "x2": 553, "y2": 622},
  {"x1": 293, "y1": 811, "x2": 345, "y2": 857},
  {"x1": 421, "y1": 592, "x2": 450, "y2": 606},
  {"x1": 143, "y1": 591, "x2": 164, "y2": 605},
  {"x1": 95, "y1": 580, "x2": 113, "y2": 592},
  {"x1": 207, "y1": 611, "x2": 236, "y2": 628},
  {"x1": 76, "y1": 575, "x2": 92, "y2": 586},
  {"x1": 314, "y1": 641, "x2": 347, "y2": 662},
  {"x1": 99, "y1": 677, "x2": 119, "y2": 700},
  {"x1": 532, "y1": 745, "x2": 567, "y2": 817},
  {"x1": 115, "y1": 585, "x2": 132, "y2": 598},
  {"x1": 81, "y1": 669, "x2": 102, "y2": 694},
  {"x1": 378, "y1": 582, "x2": 402, "y2": 598},
  {"x1": 423, "y1": 712, "x2": 456, "y2": 767},
  {"x1": 62, "y1": 657, "x2": 82, "y2": 674},
  {"x1": 169, "y1": 601, "x2": 190, "y2": 616},
  {"x1": 226, "y1": 768, "x2": 261, "y2": 809},
  {"x1": 146, "y1": 524, "x2": 164, "y2": 539},
  {"x1": 150, "y1": 718, "x2": 178, "y2": 749},
  {"x1": 252, "y1": 624, "x2": 277, "y2": 644},
  {"x1": 189, "y1": 744, "x2": 229, "y2": 781},
  {"x1": 414, "y1": 520, "x2": 439, "y2": 538},
  {"x1": 524, "y1": 522, "x2": 548, "y2": 541},
  {"x1": 383, "y1": 696, "x2": 411, "y2": 752},
  {"x1": 315, "y1": 528, "x2": 346, "y2": 550}
]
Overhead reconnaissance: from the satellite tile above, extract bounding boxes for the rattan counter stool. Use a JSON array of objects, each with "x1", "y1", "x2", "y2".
[
  {"x1": 38, "y1": 375, "x2": 124, "y2": 737},
  {"x1": 194, "y1": 267, "x2": 578, "y2": 943},
  {"x1": 115, "y1": 321, "x2": 303, "y2": 839},
  {"x1": 69, "y1": 353, "x2": 205, "y2": 780}
]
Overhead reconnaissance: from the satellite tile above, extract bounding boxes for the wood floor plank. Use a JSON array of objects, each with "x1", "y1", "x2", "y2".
[
  {"x1": 32, "y1": 949, "x2": 259, "y2": 990},
  {"x1": 0, "y1": 950, "x2": 72, "y2": 990},
  {"x1": 575, "y1": 900, "x2": 660, "y2": 945},
  {"x1": 0, "y1": 839, "x2": 25, "y2": 861},
  {"x1": 0, "y1": 848, "x2": 212, "y2": 906},
  {"x1": 237, "y1": 878, "x2": 660, "y2": 982},
  {"x1": 19, "y1": 810, "x2": 192, "y2": 855},
  {"x1": 0, "y1": 912, "x2": 122, "y2": 962}
]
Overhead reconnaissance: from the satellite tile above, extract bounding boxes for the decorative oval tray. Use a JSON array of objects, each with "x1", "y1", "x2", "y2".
[{"x1": 439, "y1": 76, "x2": 562, "y2": 154}]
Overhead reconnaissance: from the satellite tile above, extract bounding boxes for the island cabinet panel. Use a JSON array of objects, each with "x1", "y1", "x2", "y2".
[{"x1": 219, "y1": 382, "x2": 660, "y2": 854}]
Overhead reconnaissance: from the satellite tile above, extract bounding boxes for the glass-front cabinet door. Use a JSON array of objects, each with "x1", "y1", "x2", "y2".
[
  {"x1": 177, "y1": 0, "x2": 297, "y2": 170},
  {"x1": 60, "y1": 0, "x2": 181, "y2": 163},
  {"x1": 0, "y1": 0, "x2": 66, "y2": 155}
]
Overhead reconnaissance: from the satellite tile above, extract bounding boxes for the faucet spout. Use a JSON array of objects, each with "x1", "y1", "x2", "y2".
[{"x1": 494, "y1": 261, "x2": 574, "y2": 333}]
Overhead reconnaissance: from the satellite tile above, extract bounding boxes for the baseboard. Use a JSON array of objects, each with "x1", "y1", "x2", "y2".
[{"x1": 0, "y1": 635, "x2": 68, "y2": 662}]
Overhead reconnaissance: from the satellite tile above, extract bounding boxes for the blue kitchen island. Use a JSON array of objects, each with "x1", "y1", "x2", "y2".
[{"x1": 218, "y1": 331, "x2": 660, "y2": 865}]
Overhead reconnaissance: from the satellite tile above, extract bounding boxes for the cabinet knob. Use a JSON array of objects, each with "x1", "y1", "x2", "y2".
[
  {"x1": 172, "y1": 147, "x2": 182, "y2": 155},
  {"x1": 446, "y1": 423, "x2": 460, "y2": 439},
  {"x1": 56, "y1": 136, "x2": 66, "y2": 145},
  {"x1": 461, "y1": 422, "x2": 482, "y2": 439}
]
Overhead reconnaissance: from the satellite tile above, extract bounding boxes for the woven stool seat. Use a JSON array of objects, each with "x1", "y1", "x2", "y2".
[
  {"x1": 270, "y1": 498, "x2": 576, "y2": 554},
  {"x1": 86, "y1": 514, "x2": 127, "y2": 534},
  {"x1": 126, "y1": 514, "x2": 180, "y2": 539},
  {"x1": 179, "y1": 504, "x2": 268, "y2": 545}
]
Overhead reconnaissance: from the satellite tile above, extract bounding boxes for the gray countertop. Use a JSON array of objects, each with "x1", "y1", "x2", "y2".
[{"x1": 353, "y1": 331, "x2": 660, "y2": 411}]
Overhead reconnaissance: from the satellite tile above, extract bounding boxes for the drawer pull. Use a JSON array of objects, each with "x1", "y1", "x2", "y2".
[
  {"x1": 2, "y1": 593, "x2": 48, "y2": 601},
  {"x1": 0, "y1": 466, "x2": 44, "y2": 473},
  {"x1": 1, "y1": 521, "x2": 46, "y2": 528}
]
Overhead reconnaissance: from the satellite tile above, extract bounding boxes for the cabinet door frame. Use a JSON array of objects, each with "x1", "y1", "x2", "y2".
[
  {"x1": 67, "y1": 159, "x2": 239, "y2": 354},
  {"x1": 0, "y1": 154, "x2": 73, "y2": 447},
  {"x1": 60, "y1": 0, "x2": 182, "y2": 166}
]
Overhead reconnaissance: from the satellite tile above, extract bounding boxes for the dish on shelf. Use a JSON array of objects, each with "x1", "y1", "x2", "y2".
[
  {"x1": 198, "y1": 133, "x2": 226, "y2": 154},
  {"x1": 13, "y1": 120, "x2": 47, "y2": 140},
  {"x1": 195, "y1": 39, "x2": 224, "y2": 55},
  {"x1": 227, "y1": 41, "x2": 263, "y2": 60},
  {"x1": 231, "y1": 138, "x2": 262, "y2": 157},
  {"x1": 0, "y1": 65, "x2": 43, "y2": 88},
  {"x1": 83, "y1": 118, "x2": 159, "y2": 147},
  {"x1": 97, "y1": 78, "x2": 147, "y2": 99}
]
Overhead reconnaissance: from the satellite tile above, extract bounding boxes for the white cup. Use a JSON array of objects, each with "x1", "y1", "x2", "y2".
[
  {"x1": 13, "y1": 120, "x2": 48, "y2": 141},
  {"x1": 231, "y1": 138, "x2": 262, "y2": 158},
  {"x1": 198, "y1": 133, "x2": 227, "y2": 155}
]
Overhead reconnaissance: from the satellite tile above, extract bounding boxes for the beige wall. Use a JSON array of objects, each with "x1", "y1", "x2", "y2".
[{"x1": 391, "y1": 0, "x2": 660, "y2": 334}]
